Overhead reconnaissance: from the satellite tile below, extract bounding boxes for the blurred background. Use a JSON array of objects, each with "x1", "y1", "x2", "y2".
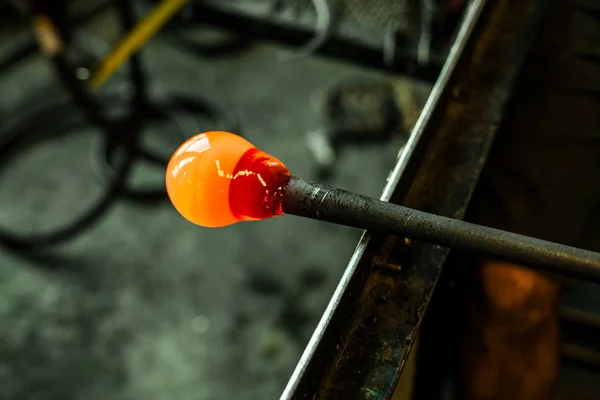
[
  {"x1": 1, "y1": 1, "x2": 599, "y2": 399},
  {"x1": 0, "y1": 0, "x2": 446, "y2": 399}
]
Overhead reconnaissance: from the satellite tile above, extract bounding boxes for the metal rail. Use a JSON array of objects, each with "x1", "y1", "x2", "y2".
[
  {"x1": 281, "y1": 0, "x2": 550, "y2": 398},
  {"x1": 186, "y1": 1, "x2": 444, "y2": 80}
]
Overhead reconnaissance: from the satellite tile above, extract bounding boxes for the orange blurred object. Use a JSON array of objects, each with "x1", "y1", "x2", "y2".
[{"x1": 165, "y1": 131, "x2": 291, "y2": 227}]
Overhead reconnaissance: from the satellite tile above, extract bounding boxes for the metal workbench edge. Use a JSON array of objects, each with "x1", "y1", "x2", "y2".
[
  {"x1": 280, "y1": 1, "x2": 484, "y2": 398},
  {"x1": 281, "y1": 0, "x2": 549, "y2": 398}
]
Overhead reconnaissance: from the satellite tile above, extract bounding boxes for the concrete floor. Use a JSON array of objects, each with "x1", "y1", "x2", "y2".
[{"x1": 0, "y1": 10, "x2": 427, "y2": 398}]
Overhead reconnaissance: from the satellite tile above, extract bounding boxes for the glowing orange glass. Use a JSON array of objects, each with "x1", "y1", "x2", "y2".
[{"x1": 165, "y1": 131, "x2": 290, "y2": 227}]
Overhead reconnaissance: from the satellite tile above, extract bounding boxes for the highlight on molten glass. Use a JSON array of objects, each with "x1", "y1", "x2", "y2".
[{"x1": 165, "y1": 131, "x2": 291, "y2": 228}]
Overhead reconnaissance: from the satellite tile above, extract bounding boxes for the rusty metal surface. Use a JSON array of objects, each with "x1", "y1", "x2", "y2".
[{"x1": 281, "y1": 0, "x2": 550, "y2": 399}]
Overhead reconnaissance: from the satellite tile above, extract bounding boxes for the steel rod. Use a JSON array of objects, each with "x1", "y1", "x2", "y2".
[{"x1": 282, "y1": 177, "x2": 600, "y2": 283}]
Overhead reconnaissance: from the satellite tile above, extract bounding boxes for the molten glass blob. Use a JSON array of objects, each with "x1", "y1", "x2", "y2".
[{"x1": 165, "y1": 131, "x2": 291, "y2": 227}]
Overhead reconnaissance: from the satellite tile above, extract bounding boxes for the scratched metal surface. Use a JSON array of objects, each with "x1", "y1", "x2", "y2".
[{"x1": 281, "y1": 0, "x2": 550, "y2": 398}]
